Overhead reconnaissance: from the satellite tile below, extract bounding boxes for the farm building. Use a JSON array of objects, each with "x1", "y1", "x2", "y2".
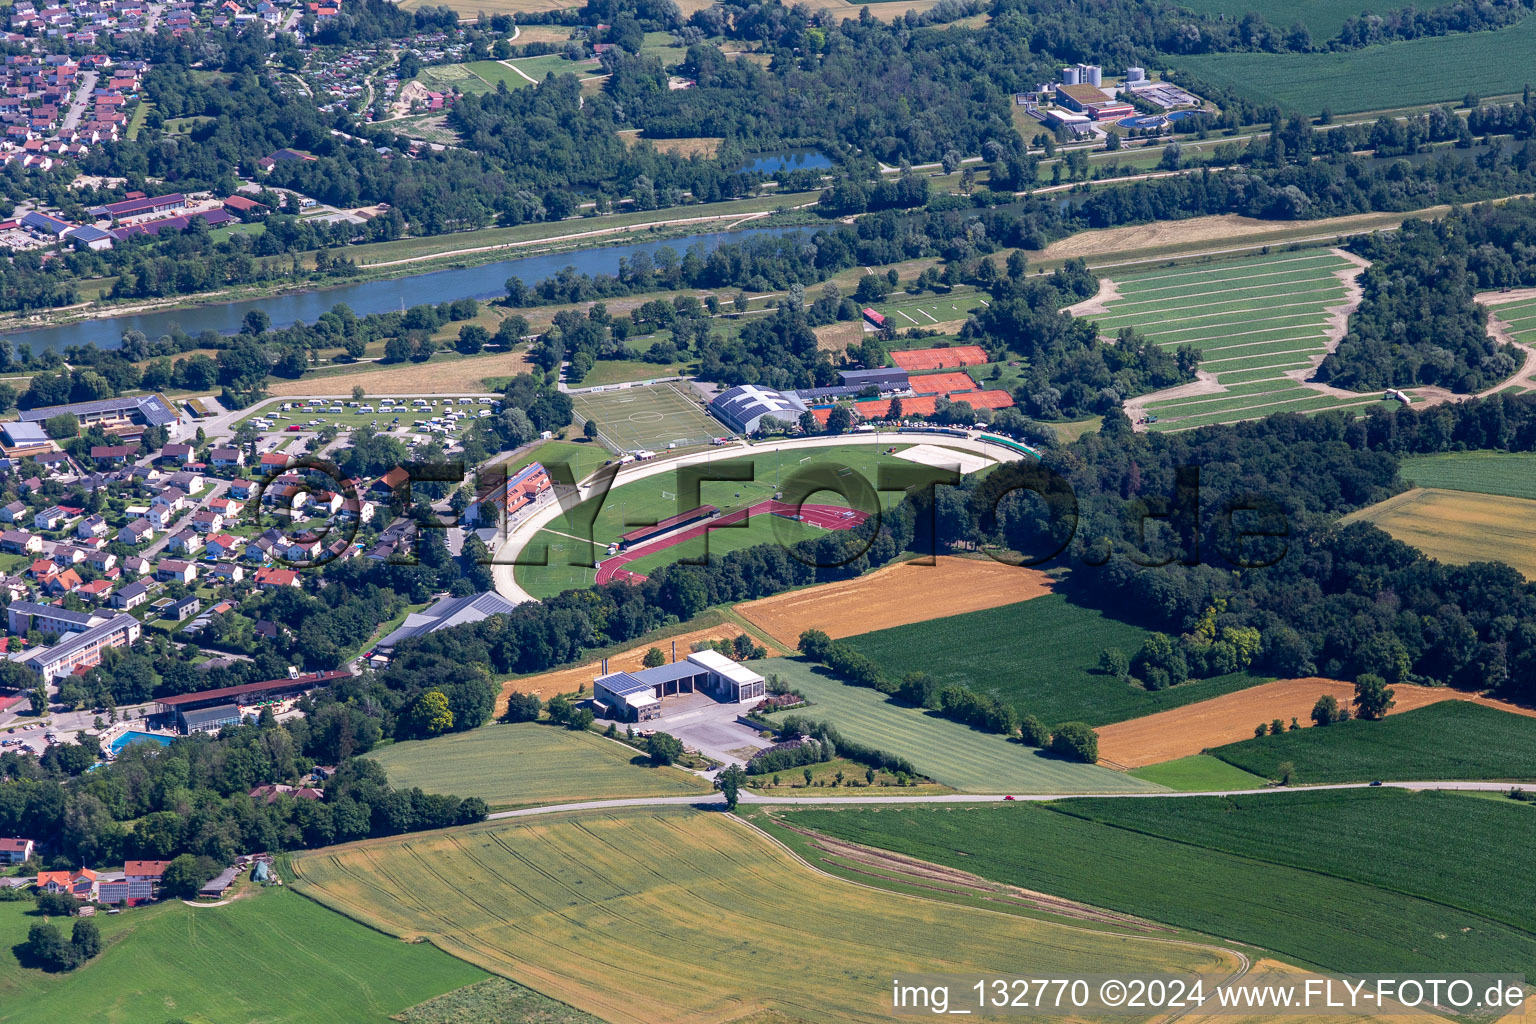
[
  {"x1": 708, "y1": 385, "x2": 807, "y2": 434},
  {"x1": 593, "y1": 649, "x2": 767, "y2": 721},
  {"x1": 98, "y1": 860, "x2": 171, "y2": 905},
  {"x1": 199, "y1": 864, "x2": 242, "y2": 899}
]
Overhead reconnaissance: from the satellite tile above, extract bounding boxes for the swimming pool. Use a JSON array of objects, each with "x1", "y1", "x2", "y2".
[{"x1": 108, "y1": 731, "x2": 173, "y2": 756}]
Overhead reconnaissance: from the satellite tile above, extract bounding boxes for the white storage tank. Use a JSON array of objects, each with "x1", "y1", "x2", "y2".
[
  {"x1": 1061, "y1": 66, "x2": 1080, "y2": 85},
  {"x1": 1081, "y1": 64, "x2": 1102, "y2": 86},
  {"x1": 1126, "y1": 66, "x2": 1146, "y2": 83}
]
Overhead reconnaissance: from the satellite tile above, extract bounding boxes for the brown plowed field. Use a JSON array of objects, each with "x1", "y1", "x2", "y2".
[
  {"x1": 1098, "y1": 678, "x2": 1536, "y2": 768},
  {"x1": 734, "y1": 555, "x2": 1053, "y2": 646},
  {"x1": 494, "y1": 623, "x2": 780, "y2": 714}
]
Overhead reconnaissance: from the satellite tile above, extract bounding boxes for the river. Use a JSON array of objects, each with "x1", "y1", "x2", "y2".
[{"x1": 6, "y1": 225, "x2": 802, "y2": 355}]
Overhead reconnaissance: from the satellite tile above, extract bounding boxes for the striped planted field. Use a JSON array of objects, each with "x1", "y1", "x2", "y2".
[
  {"x1": 748, "y1": 655, "x2": 1162, "y2": 793},
  {"x1": 370, "y1": 722, "x2": 713, "y2": 809},
  {"x1": 1342, "y1": 487, "x2": 1536, "y2": 578},
  {"x1": 289, "y1": 809, "x2": 1238, "y2": 1024},
  {"x1": 1482, "y1": 291, "x2": 1536, "y2": 396},
  {"x1": 1091, "y1": 251, "x2": 1400, "y2": 431}
]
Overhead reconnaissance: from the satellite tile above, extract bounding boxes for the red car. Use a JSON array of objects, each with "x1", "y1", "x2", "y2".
[{"x1": 1003, "y1": 795, "x2": 1015, "y2": 801}]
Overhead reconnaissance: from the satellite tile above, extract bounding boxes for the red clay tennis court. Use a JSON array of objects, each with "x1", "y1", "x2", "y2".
[
  {"x1": 890, "y1": 345, "x2": 989, "y2": 371},
  {"x1": 595, "y1": 500, "x2": 871, "y2": 584},
  {"x1": 909, "y1": 371, "x2": 980, "y2": 395}
]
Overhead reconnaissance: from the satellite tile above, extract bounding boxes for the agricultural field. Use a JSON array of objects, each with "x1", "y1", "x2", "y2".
[
  {"x1": 1169, "y1": 16, "x2": 1536, "y2": 114},
  {"x1": 1211, "y1": 701, "x2": 1536, "y2": 783},
  {"x1": 1094, "y1": 677, "x2": 1469, "y2": 768},
  {"x1": 513, "y1": 442, "x2": 931, "y2": 597},
  {"x1": 778, "y1": 799, "x2": 1536, "y2": 972},
  {"x1": 1482, "y1": 291, "x2": 1536, "y2": 392},
  {"x1": 1341, "y1": 487, "x2": 1536, "y2": 578},
  {"x1": 1089, "y1": 251, "x2": 1399, "y2": 431},
  {"x1": 1126, "y1": 754, "x2": 1269, "y2": 791},
  {"x1": 414, "y1": 61, "x2": 529, "y2": 95},
  {"x1": 290, "y1": 808, "x2": 1235, "y2": 1024},
  {"x1": 1056, "y1": 788, "x2": 1536, "y2": 934},
  {"x1": 371, "y1": 722, "x2": 713, "y2": 809},
  {"x1": 509, "y1": 53, "x2": 604, "y2": 84},
  {"x1": 1399, "y1": 450, "x2": 1536, "y2": 500},
  {"x1": 748, "y1": 655, "x2": 1161, "y2": 793},
  {"x1": 735, "y1": 554, "x2": 1053, "y2": 646},
  {"x1": 0, "y1": 888, "x2": 485, "y2": 1024},
  {"x1": 840, "y1": 595, "x2": 1272, "y2": 726},
  {"x1": 570, "y1": 381, "x2": 721, "y2": 452}
]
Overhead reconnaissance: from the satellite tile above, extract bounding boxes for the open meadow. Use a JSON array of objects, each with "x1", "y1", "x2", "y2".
[
  {"x1": 290, "y1": 808, "x2": 1237, "y2": 1024},
  {"x1": 839, "y1": 595, "x2": 1272, "y2": 726},
  {"x1": 1089, "y1": 250, "x2": 1396, "y2": 431},
  {"x1": 371, "y1": 722, "x2": 714, "y2": 809},
  {"x1": 1341, "y1": 487, "x2": 1536, "y2": 578},
  {"x1": 779, "y1": 797, "x2": 1536, "y2": 973},
  {"x1": 0, "y1": 888, "x2": 485, "y2": 1024},
  {"x1": 749, "y1": 655, "x2": 1161, "y2": 793},
  {"x1": 736, "y1": 555, "x2": 1052, "y2": 645},
  {"x1": 1210, "y1": 700, "x2": 1536, "y2": 783},
  {"x1": 1169, "y1": 17, "x2": 1536, "y2": 113},
  {"x1": 1126, "y1": 754, "x2": 1268, "y2": 791}
]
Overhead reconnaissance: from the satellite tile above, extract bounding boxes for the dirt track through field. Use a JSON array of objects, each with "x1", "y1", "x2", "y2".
[
  {"x1": 735, "y1": 555, "x2": 1053, "y2": 646},
  {"x1": 1098, "y1": 678, "x2": 1536, "y2": 768}
]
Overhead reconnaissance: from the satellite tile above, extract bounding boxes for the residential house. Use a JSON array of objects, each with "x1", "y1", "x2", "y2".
[
  {"x1": 208, "y1": 496, "x2": 243, "y2": 519},
  {"x1": 146, "y1": 504, "x2": 179, "y2": 530},
  {"x1": 190, "y1": 509, "x2": 223, "y2": 533},
  {"x1": 33, "y1": 505, "x2": 67, "y2": 530},
  {"x1": 253, "y1": 566, "x2": 300, "y2": 589},
  {"x1": 117, "y1": 519, "x2": 153, "y2": 545},
  {"x1": 123, "y1": 556, "x2": 152, "y2": 576},
  {"x1": 51, "y1": 545, "x2": 85, "y2": 567},
  {"x1": 36, "y1": 868, "x2": 96, "y2": 899},
  {"x1": 76, "y1": 578, "x2": 113, "y2": 602},
  {"x1": 109, "y1": 580, "x2": 149, "y2": 610},
  {"x1": 207, "y1": 562, "x2": 244, "y2": 584},
  {"x1": 166, "y1": 530, "x2": 203, "y2": 555},
  {"x1": 207, "y1": 446, "x2": 243, "y2": 468},
  {"x1": 204, "y1": 533, "x2": 242, "y2": 559},
  {"x1": 42, "y1": 569, "x2": 81, "y2": 595},
  {"x1": 283, "y1": 535, "x2": 322, "y2": 562},
  {"x1": 156, "y1": 559, "x2": 197, "y2": 584},
  {"x1": 89, "y1": 443, "x2": 135, "y2": 465},
  {"x1": 0, "y1": 530, "x2": 40, "y2": 555},
  {"x1": 0, "y1": 501, "x2": 27, "y2": 523},
  {"x1": 0, "y1": 838, "x2": 33, "y2": 865},
  {"x1": 164, "y1": 595, "x2": 199, "y2": 621},
  {"x1": 150, "y1": 487, "x2": 187, "y2": 511},
  {"x1": 86, "y1": 549, "x2": 116, "y2": 574},
  {"x1": 75, "y1": 514, "x2": 107, "y2": 538},
  {"x1": 159, "y1": 443, "x2": 192, "y2": 463},
  {"x1": 228, "y1": 479, "x2": 257, "y2": 501}
]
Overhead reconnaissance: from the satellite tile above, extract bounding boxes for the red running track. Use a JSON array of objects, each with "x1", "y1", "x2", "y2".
[{"x1": 594, "y1": 500, "x2": 871, "y2": 585}]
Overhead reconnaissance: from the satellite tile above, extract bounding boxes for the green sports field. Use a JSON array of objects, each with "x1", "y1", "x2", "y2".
[
  {"x1": 513, "y1": 442, "x2": 940, "y2": 597},
  {"x1": 0, "y1": 888, "x2": 485, "y2": 1024},
  {"x1": 1399, "y1": 450, "x2": 1536, "y2": 500},
  {"x1": 749, "y1": 655, "x2": 1161, "y2": 793},
  {"x1": 840, "y1": 595, "x2": 1272, "y2": 726},
  {"x1": 1091, "y1": 251, "x2": 1400, "y2": 431},
  {"x1": 371, "y1": 721, "x2": 713, "y2": 808},
  {"x1": 1169, "y1": 16, "x2": 1536, "y2": 114},
  {"x1": 570, "y1": 381, "x2": 721, "y2": 452},
  {"x1": 1211, "y1": 701, "x2": 1536, "y2": 783},
  {"x1": 778, "y1": 788, "x2": 1536, "y2": 972},
  {"x1": 869, "y1": 289, "x2": 990, "y2": 329}
]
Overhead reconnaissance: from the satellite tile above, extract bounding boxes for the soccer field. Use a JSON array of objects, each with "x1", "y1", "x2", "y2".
[
  {"x1": 571, "y1": 382, "x2": 722, "y2": 453},
  {"x1": 1090, "y1": 251, "x2": 1400, "y2": 431}
]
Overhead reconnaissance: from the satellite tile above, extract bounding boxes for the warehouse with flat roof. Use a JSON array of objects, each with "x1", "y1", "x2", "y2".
[{"x1": 593, "y1": 650, "x2": 767, "y2": 721}]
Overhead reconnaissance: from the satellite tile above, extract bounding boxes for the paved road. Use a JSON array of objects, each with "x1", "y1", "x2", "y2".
[
  {"x1": 489, "y1": 430, "x2": 1027, "y2": 603},
  {"x1": 61, "y1": 70, "x2": 98, "y2": 130},
  {"x1": 484, "y1": 779, "x2": 1535, "y2": 822}
]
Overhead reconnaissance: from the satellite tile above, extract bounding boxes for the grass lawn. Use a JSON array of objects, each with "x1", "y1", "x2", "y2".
[
  {"x1": 291, "y1": 808, "x2": 1226, "y2": 1024},
  {"x1": 1127, "y1": 754, "x2": 1270, "y2": 791},
  {"x1": 575, "y1": 357, "x2": 687, "y2": 387},
  {"x1": 749, "y1": 655, "x2": 1160, "y2": 793},
  {"x1": 1169, "y1": 17, "x2": 1536, "y2": 114},
  {"x1": 778, "y1": 794, "x2": 1536, "y2": 973},
  {"x1": 370, "y1": 721, "x2": 712, "y2": 809},
  {"x1": 841, "y1": 594, "x2": 1273, "y2": 726},
  {"x1": 1399, "y1": 450, "x2": 1536, "y2": 501},
  {"x1": 1211, "y1": 701, "x2": 1536, "y2": 783},
  {"x1": 0, "y1": 887, "x2": 485, "y2": 1024}
]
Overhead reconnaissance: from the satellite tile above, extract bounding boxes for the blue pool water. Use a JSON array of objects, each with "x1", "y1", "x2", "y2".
[{"x1": 109, "y1": 731, "x2": 173, "y2": 755}]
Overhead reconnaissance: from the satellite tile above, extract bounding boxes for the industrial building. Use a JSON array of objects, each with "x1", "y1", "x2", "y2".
[
  {"x1": 838, "y1": 367, "x2": 909, "y2": 392},
  {"x1": 593, "y1": 649, "x2": 767, "y2": 722},
  {"x1": 708, "y1": 384, "x2": 808, "y2": 434},
  {"x1": 17, "y1": 393, "x2": 182, "y2": 439},
  {"x1": 372, "y1": 590, "x2": 521, "y2": 659},
  {"x1": 1054, "y1": 83, "x2": 1133, "y2": 121},
  {"x1": 1060, "y1": 63, "x2": 1102, "y2": 87}
]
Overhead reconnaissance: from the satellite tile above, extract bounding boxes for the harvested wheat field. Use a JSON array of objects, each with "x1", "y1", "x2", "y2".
[
  {"x1": 271, "y1": 349, "x2": 533, "y2": 397},
  {"x1": 735, "y1": 555, "x2": 1052, "y2": 646},
  {"x1": 509, "y1": 24, "x2": 571, "y2": 44},
  {"x1": 1343, "y1": 487, "x2": 1536, "y2": 578},
  {"x1": 1097, "y1": 677, "x2": 1535, "y2": 769},
  {"x1": 617, "y1": 131, "x2": 723, "y2": 158},
  {"x1": 290, "y1": 809, "x2": 1240, "y2": 1024},
  {"x1": 494, "y1": 622, "x2": 780, "y2": 714},
  {"x1": 1178, "y1": 958, "x2": 1462, "y2": 1024},
  {"x1": 813, "y1": 320, "x2": 864, "y2": 353},
  {"x1": 1040, "y1": 209, "x2": 1426, "y2": 264}
]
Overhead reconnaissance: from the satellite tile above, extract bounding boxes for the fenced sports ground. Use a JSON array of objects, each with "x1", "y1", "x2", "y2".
[{"x1": 571, "y1": 381, "x2": 722, "y2": 453}]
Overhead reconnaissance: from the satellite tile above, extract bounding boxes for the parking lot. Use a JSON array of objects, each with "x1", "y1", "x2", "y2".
[{"x1": 597, "y1": 690, "x2": 772, "y2": 766}]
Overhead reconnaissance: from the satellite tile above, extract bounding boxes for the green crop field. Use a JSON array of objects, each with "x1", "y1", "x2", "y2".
[
  {"x1": 1055, "y1": 787, "x2": 1536, "y2": 934},
  {"x1": 1169, "y1": 16, "x2": 1536, "y2": 114},
  {"x1": 1127, "y1": 754, "x2": 1269, "y2": 791},
  {"x1": 0, "y1": 888, "x2": 485, "y2": 1024},
  {"x1": 570, "y1": 381, "x2": 721, "y2": 452},
  {"x1": 513, "y1": 442, "x2": 940, "y2": 597},
  {"x1": 748, "y1": 655, "x2": 1160, "y2": 793},
  {"x1": 1211, "y1": 701, "x2": 1536, "y2": 783},
  {"x1": 840, "y1": 594, "x2": 1272, "y2": 726},
  {"x1": 371, "y1": 722, "x2": 713, "y2": 808},
  {"x1": 779, "y1": 798, "x2": 1536, "y2": 973},
  {"x1": 291, "y1": 808, "x2": 1232, "y2": 1024},
  {"x1": 509, "y1": 53, "x2": 604, "y2": 83},
  {"x1": 1090, "y1": 251, "x2": 1398, "y2": 431},
  {"x1": 1168, "y1": 0, "x2": 1366, "y2": 39},
  {"x1": 1399, "y1": 450, "x2": 1536, "y2": 500}
]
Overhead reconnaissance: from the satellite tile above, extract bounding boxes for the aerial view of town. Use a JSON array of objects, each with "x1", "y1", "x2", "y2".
[{"x1": 1, "y1": 0, "x2": 1536, "y2": 1019}]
